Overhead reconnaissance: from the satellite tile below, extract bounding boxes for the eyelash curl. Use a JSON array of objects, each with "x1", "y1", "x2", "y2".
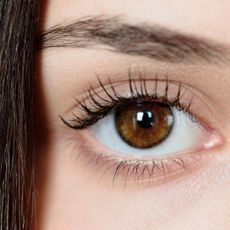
[{"x1": 61, "y1": 74, "x2": 196, "y2": 130}]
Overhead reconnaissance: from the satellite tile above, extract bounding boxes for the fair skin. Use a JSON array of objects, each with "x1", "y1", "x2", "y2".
[{"x1": 38, "y1": 1, "x2": 230, "y2": 229}]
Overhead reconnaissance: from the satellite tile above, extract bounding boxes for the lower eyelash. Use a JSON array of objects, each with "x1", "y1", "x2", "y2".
[
  {"x1": 102, "y1": 157, "x2": 187, "y2": 186},
  {"x1": 72, "y1": 145, "x2": 203, "y2": 188}
]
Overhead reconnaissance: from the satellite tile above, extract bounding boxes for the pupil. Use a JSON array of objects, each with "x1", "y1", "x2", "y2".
[{"x1": 136, "y1": 110, "x2": 155, "y2": 129}]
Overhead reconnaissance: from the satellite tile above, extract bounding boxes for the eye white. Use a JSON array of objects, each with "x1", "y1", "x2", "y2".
[{"x1": 91, "y1": 107, "x2": 211, "y2": 159}]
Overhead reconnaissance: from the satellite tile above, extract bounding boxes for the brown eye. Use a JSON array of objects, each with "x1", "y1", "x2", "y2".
[{"x1": 115, "y1": 102, "x2": 174, "y2": 149}]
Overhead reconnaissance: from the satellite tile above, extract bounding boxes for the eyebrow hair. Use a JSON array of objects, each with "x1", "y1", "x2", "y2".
[{"x1": 38, "y1": 16, "x2": 230, "y2": 64}]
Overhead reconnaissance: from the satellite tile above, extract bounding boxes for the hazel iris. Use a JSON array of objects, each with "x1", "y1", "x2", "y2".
[{"x1": 115, "y1": 102, "x2": 174, "y2": 149}]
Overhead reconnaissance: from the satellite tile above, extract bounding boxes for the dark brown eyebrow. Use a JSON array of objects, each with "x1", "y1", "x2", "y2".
[{"x1": 38, "y1": 16, "x2": 230, "y2": 65}]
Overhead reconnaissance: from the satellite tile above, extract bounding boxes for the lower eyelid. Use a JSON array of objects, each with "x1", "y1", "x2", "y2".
[
  {"x1": 73, "y1": 146, "x2": 213, "y2": 188},
  {"x1": 66, "y1": 129, "x2": 223, "y2": 188}
]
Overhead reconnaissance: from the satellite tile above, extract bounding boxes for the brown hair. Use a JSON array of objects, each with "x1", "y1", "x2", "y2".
[{"x1": 0, "y1": 1, "x2": 40, "y2": 229}]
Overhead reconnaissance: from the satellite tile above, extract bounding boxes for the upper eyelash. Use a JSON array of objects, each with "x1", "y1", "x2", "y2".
[{"x1": 60, "y1": 74, "x2": 196, "y2": 129}]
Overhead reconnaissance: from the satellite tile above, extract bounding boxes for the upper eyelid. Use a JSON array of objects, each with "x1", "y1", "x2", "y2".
[
  {"x1": 60, "y1": 66, "x2": 219, "y2": 116},
  {"x1": 69, "y1": 77, "x2": 182, "y2": 107},
  {"x1": 67, "y1": 76, "x2": 205, "y2": 111},
  {"x1": 60, "y1": 75, "x2": 217, "y2": 131}
]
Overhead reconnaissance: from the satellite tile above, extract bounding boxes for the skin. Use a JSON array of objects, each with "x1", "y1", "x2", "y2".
[{"x1": 38, "y1": 1, "x2": 230, "y2": 229}]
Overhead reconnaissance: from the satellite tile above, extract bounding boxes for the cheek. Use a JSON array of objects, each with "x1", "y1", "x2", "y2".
[{"x1": 38, "y1": 129, "x2": 230, "y2": 230}]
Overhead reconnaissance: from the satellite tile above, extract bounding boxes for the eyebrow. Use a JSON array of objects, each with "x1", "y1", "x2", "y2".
[{"x1": 38, "y1": 16, "x2": 230, "y2": 64}]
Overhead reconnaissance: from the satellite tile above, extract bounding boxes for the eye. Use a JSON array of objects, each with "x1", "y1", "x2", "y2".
[
  {"x1": 61, "y1": 76, "x2": 223, "y2": 185},
  {"x1": 91, "y1": 101, "x2": 216, "y2": 158}
]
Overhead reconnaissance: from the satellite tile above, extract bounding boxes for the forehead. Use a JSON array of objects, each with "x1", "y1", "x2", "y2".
[{"x1": 42, "y1": 0, "x2": 230, "y2": 44}]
